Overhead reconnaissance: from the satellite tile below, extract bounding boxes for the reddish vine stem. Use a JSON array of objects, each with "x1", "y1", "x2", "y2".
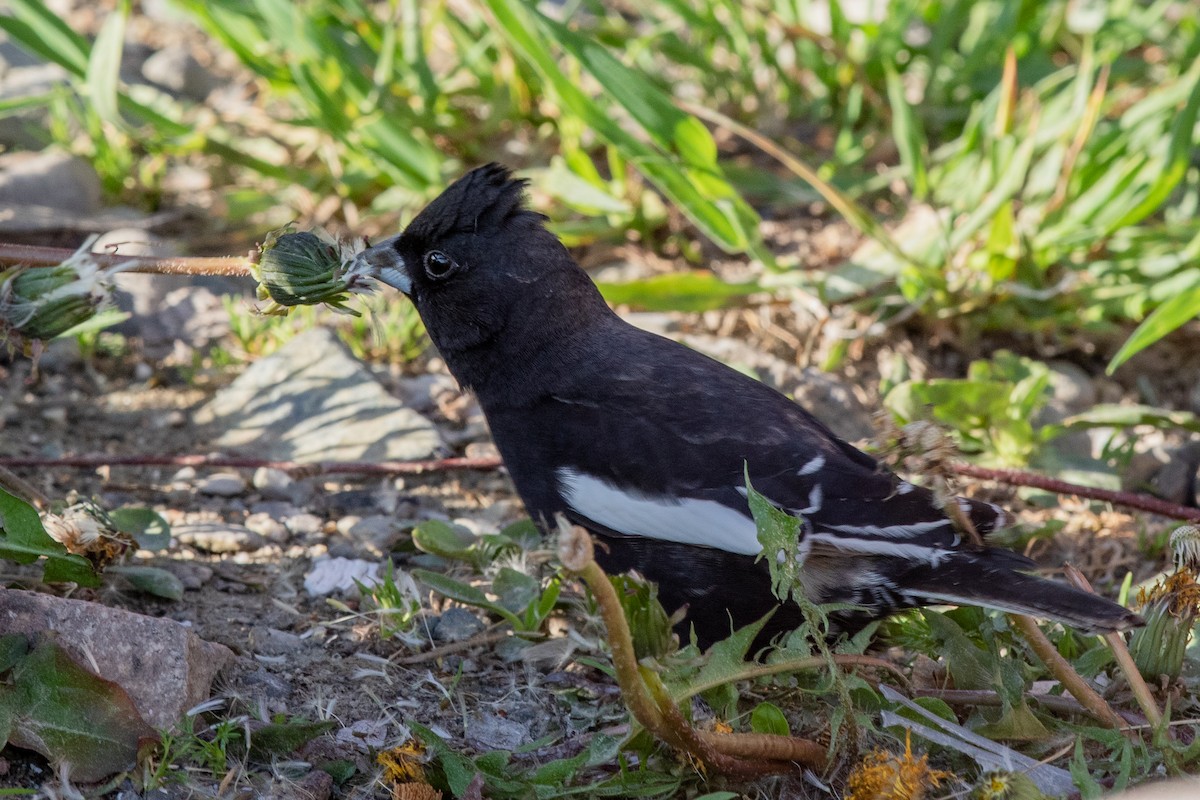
[
  {"x1": 950, "y1": 463, "x2": 1200, "y2": 522},
  {"x1": 0, "y1": 453, "x2": 505, "y2": 476},
  {"x1": 0, "y1": 243, "x2": 254, "y2": 277}
]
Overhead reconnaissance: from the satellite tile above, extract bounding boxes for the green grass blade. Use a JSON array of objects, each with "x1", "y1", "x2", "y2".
[
  {"x1": 85, "y1": 2, "x2": 127, "y2": 127},
  {"x1": 483, "y1": 0, "x2": 758, "y2": 255},
  {"x1": 0, "y1": 0, "x2": 90, "y2": 77},
  {"x1": 1109, "y1": 61, "x2": 1200, "y2": 232},
  {"x1": 885, "y1": 63, "x2": 929, "y2": 200},
  {"x1": 1107, "y1": 277, "x2": 1200, "y2": 373}
]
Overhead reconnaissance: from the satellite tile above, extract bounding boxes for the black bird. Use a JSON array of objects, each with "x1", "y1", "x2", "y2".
[{"x1": 357, "y1": 164, "x2": 1142, "y2": 649}]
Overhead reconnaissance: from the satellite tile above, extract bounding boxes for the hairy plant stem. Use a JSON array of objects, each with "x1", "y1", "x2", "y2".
[
  {"x1": 556, "y1": 520, "x2": 827, "y2": 776},
  {"x1": 1063, "y1": 565, "x2": 1163, "y2": 730},
  {"x1": 0, "y1": 243, "x2": 254, "y2": 277},
  {"x1": 1008, "y1": 612, "x2": 1125, "y2": 730}
]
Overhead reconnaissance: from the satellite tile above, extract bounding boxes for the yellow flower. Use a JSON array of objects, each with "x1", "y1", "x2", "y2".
[
  {"x1": 378, "y1": 741, "x2": 442, "y2": 800},
  {"x1": 846, "y1": 732, "x2": 953, "y2": 800}
]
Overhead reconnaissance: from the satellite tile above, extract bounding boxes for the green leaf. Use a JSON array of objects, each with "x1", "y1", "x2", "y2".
[
  {"x1": 411, "y1": 520, "x2": 478, "y2": 562},
  {"x1": 1107, "y1": 282, "x2": 1200, "y2": 373},
  {"x1": 973, "y1": 699, "x2": 1050, "y2": 741},
  {"x1": 107, "y1": 565, "x2": 184, "y2": 601},
  {"x1": 0, "y1": 635, "x2": 30, "y2": 674},
  {"x1": 749, "y1": 701, "x2": 790, "y2": 736},
  {"x1": 0, "y1": 633, "x2": 156, "y2": 782},
  {"x1": 411, "y1": 569, "x2": 521, "y2": 629},
  {"x1": 85, "y1": 2, "x2": 127, "y2": 126},
  {"x1": 922, "y1": 611, "x2": 994, "y2": 691},
  {"x1": 60, "y1": 309, "x2": 130, "y2": 339},
  {"x1": 744, "y1": 467, "x2": 803, "y2": 604},
  {"x1": 597, "y1": 273, "x2": 761, "y2": 313},
  {"x1": 491, "y1": 567, "x2": 539, "y2": 615},
  {"x1": 0, "y1": 488, "x2": 100, "y2": 587},
  {"x1": 108, "y1": 507, "x2": 171, "y2": 550},
  {"x1": 1058, "y1": 404, "x2": 1200, "y2": 435},
  {"x1": 246, "y1": 718, "x2": 335, "y2": 760},
  {"x1": 409, "y1": 721, "x2": 480, "y2": 798},
  {"x1": 669, "y1": 614, "x2": 770, "y2": 705}
]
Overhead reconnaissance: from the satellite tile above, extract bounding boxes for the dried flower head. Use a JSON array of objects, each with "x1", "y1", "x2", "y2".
[
  {"x1": 252, "y1": 228, "x2": 374, "y2": 316},
  {"x1": 41, "y1": 503, "x2": 133, "y2": 568},
  {"x1": 378, "y1": 741, "x2": 442, "y2": 800},
  {"x1": 1170, "y1": 524, "x2": 1200, "y2": 572},
  {"x1": 0, "y1": 235, "x2": 117, "y2": 344},
  {"x1": 846, "y1": 732, "x2": 953, "y2": 800}
]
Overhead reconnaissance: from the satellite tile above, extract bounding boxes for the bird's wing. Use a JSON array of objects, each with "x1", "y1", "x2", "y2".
[{"x1": 521, "y1": 327, "x2": 1008, "y2": 561}]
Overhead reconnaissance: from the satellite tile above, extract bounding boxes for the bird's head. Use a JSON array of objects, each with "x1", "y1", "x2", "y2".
[{"x1": 356, "y1": 164, "x2": 610, "y2": 392}]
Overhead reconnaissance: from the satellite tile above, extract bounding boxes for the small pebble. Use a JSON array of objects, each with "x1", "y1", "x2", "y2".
[
  {"x1": 249, "y1": 501, "x2": 298, "y2": 521},
  {"x1": 286, "y1": 513, "x2": 324, "y2": 536},
  {"x1": 244, "y1": 512, "x2": 287, "y2": 543},
  {"x1": 175, "y1": 523, "x2": 264, "y2": 554},
  {"x1": 197, "y1": 472, "x2": 246, "y2": 497},
  {"x1": 327, "y1": 489, "x2": 383, "y2": 516},
  {"x1": 335, "y1": 720, "x2": 389, "y2": 750},
  {"x1": 347, "y1": 515, "x2": 402, "y2": 551},
  {"x1": 252, "y1": 467, "x2": 294, "y2": 500},
  {"x1": 335, "y1": 515, "x2": 363, "y2": 537},
  {"x1": 171, "y1": 466, "x2": 197, "y2": 482},
  {"x1": 160, "y1": 561, "x2": 213, "y2": 590},
  {"x1": 431, "y1": 607, "x2": 485, "y2": 643},
  {"x1": 252, "y1": 627, "x2": 304, "y2": 655},
  {"x1": 303, "y1": 557, "x2": 381, "y2": 595}
]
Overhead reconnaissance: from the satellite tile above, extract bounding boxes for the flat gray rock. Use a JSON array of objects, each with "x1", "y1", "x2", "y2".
[
  {"x1": 195, "y1": 328, "x2": 443, "y2": 463},
  {"x1": 0, "y1": 589, "x2": 233, "y2": 730}
]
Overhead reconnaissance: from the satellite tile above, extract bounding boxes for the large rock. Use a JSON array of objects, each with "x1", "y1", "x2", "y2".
[
  {"x1": 0, "y1": 150, "x2": 102, "y2": 214},
  {"x1": 0, "y1": 589, "x2": 233, "y2": 730},
  {"x1": 196, "y1": 327, "x2": 443, "y2": 463}
]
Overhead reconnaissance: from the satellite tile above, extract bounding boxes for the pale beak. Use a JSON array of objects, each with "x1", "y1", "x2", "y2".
[{"x1": 354, "y1": 235, "x2": 411, "y2": 294}]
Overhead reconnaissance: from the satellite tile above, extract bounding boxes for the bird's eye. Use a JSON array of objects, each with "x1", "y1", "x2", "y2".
[{"x1": 424, "y1": 250, "x2": 458, "y2": 279}]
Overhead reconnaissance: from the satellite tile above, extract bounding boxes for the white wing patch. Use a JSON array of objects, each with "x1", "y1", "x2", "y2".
[
  {"x1": 808, "y1": 533, "x2": 952, "y2": 567},
  {"x1": 797, "y1": 454, "x2": 826, "y2": 476},
  {"x1": 557, "y1": 468, "x2": 762, "y2": 555},
  {"x1": 823, "y1": 519, "x2": 952, "y2": 539}
]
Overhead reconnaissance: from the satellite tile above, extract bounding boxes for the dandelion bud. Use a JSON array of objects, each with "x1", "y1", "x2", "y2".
[
  {"x1": 1129, "y1": 525, "x2": 1200, "y2": 681},
  {"x1": 252, "y1": 229, "x2": 374, "y2": 316},
  {"x1": 610, "y1": 573, "x2": 676, "y2": 660},
  {"x1": 0, "y1": 235, "x2": 112, "y2": 342}
]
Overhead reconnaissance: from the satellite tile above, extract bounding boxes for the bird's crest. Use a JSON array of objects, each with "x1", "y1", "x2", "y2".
[{"x1": 404, "y1": 163, "x2": 532, "y2": 243}]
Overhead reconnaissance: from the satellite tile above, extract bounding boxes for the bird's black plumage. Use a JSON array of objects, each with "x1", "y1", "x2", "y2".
[{"x1": 359, "y1": 164, "x2": 1142, "y2": 649}]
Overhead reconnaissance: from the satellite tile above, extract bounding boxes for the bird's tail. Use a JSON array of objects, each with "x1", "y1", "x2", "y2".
[{"x1": 902, "y1": 551, "x2": 1143, "y2": 634}]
